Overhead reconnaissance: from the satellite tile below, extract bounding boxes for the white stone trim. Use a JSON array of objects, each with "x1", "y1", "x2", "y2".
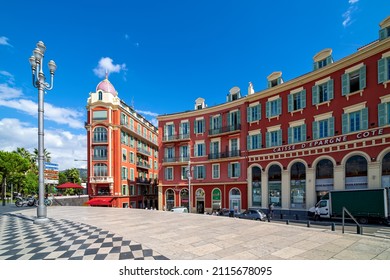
[{"x1": 343, "y1": 102, "x2": 367, "y2": 113}]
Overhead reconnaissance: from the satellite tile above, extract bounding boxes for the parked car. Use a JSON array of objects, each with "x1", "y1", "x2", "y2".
[
  {"x1": 171, "y1": 206, "x2": 188, "y2": 213},
  {"x1": 218, "y1": 208, "x2": 240, "y2": 217},
  {"x1": 237, "y1": 209, "x2": 267, "y2": 221}
]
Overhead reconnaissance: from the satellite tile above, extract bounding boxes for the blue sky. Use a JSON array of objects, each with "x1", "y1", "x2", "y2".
[{"x1": 0, "y1": 0, "x2": 389, "y2": 170}]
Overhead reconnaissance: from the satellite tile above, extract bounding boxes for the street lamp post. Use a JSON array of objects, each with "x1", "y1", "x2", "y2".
[
  {"x1": 29, "y1": 41, "x2": 57, "y2": 225},
  {"x1": 186, "y1": 161, "x2": 193, "y2": 213}
]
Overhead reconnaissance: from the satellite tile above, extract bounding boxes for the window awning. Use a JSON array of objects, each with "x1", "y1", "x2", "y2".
[{"x1": 86, "y1": 197, "x2": 113, "y2": 206}]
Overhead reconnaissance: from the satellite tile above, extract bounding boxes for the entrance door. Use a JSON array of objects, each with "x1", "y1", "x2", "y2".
[{"x1": 196, "y1": 201, "x2": 204, "y2": 214}]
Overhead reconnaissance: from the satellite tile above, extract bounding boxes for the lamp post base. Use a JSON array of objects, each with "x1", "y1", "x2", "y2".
[{"x1": 34, "y1": 217, "x2": 50, "y2": 225}]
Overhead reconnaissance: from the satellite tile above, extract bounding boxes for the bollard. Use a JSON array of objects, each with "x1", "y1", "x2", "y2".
[
  {"x1": 357, "y1": 225, "x2": 363, "y2": 235},
  {"x1": 286, "y1": 220, "x2": 289, "y2": 225},
  {"x1": 295, "y1": 214, "x2": 299, "y2": 220},
  {"x1": 280, "y1": 213, "x2": 283, "y2": 219},
  {"x1": 307, "y1": 220, "x2": 310, "y2": 227},
  {"x1": 267, "y1": 215, "x2": 271, "y2": 222},
  {"x1": 331, "y1": 223, "x2": 335, "y2": 231}
]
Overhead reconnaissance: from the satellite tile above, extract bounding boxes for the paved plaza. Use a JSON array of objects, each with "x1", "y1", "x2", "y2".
[{"x1": 1, "y1": 205, "x2": 390, "y2": 260}]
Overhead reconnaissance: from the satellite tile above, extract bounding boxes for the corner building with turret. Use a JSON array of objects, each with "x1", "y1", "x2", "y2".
[
  {"x1": 157, "y1": 16, "x2": 390, "y2": 216},
  {"x1": 85, "y1": 75, "x2": 159, "y2": 208}
]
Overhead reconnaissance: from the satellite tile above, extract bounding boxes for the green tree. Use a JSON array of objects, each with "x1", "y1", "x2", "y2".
[
  {"x1": 0, "y1": 151, "x2": 30, "y2": 203},
  {"x1": 32, "y1": 148, "x2": 51, "y2": 163},
  {"x1": 15, "y1": 147, "x2": 36, "y2": 173}
]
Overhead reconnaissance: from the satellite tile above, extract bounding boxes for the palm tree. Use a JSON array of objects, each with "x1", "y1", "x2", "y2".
[
  {"x1": 14, "y1": 147, "x2": 36, "y2": 172},
  {"x1": 33, "y1": 148, "x2": 51, "y2": 163}
]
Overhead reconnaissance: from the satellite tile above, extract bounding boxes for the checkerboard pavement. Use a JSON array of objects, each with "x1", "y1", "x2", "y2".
[{"x1": 0, "y1": 213, "x2": 168, "y2": 260}]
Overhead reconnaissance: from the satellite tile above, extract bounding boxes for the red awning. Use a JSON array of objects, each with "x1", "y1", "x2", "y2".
[{"x1": 86, "y1": 197, "x2": 113, "y2": 206}]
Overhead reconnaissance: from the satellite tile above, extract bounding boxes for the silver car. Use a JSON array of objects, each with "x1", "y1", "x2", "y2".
[{"x1": 237, "y1": 209, "x2": 267, "y2": 221}]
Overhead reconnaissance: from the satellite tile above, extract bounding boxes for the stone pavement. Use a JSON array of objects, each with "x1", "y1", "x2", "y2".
[{"x1": 1, "y1": 204, "x2": 390, "y2": 260}]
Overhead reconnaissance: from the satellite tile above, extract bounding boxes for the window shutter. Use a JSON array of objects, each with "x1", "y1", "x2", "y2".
[
  {"x1": 312, "y1": 85, "x2": 319, "y2": 105},
  {"x1": 288, "y1": 94, "x2": 293, "y2": 112},
  {"x1": 359, "y1": 65, "x2": 367, "y2": 89},
  {"x1": 329, "y1": 117, "x2": 335, "y2": 137},
  {"x1": 237, "y1": 110, "x2": 241, "y2": 125},
  {"x1": 301, "y1": 124, "x2": 307, "y2": 142},
  {"x1": 378, "y1": 58, "x2": 386, "y2": 84},
  {"x1": 378, "y1": 103, "x2": 387, "y2": 126},
  {"x1": 247, "y1": 107, "x2": 252, "y2": 122},
  {"x1": 258, "y1": 104, "x2": 261, "y2": 120},
  {"x1": 194, "y1": 144, "x2": 198, "y2": 157},
  {"x1": 202, "y1": 119, "x2": 205, "y2": 133},
  {"x1": 228, "y1": 164, "x2": 232, "y2": 178},
  {"x1": 228, "y1": 112, "x2": 232, "y2": 126},
  {"x1": 194, "y1": 120, "x2": 198, "y2": 134},
  {"x1": 326, "y1": 56, "x2": 333, "y2": 65},
  {"x1": 312, "y1": 121, "x2": 318, "y2": 140},
  {"x1": 267, "y1": 81, "x2": 272, "y2": 88},
  {"x1": 277, "y1": 98, "x2": 282, "y2": 115},
  {"x1": 277, "y1": 130, "x2": 282, "y2": 146},
  {"x1": 361, "y1": 107, "x2": 368, "y2": 130},
  {"x1": 342, "y1": 113, "x2": 349, "y2": 134},
  {"x1": 342, "y1": 73, "x2": 349, "y2": 96},
  {"x1": 313, "y1": 62, "x2": 318, "y2": 71},
  {"x1": 194, "y1": 166, "x2": 199, "y2": 179},
  {"x1": 379, "y1": 28, "x2": 386, "y2": 40},
  {"x1": 301, "y1": 89, "x2": 306, "y2": 109},
  {"x1": 266, "y1": 131, "x2": 270, "y2": 147},
  {"x1": 328, "y1": 79, "x2": 334, "y2": 100},
  {"x1": 237, "y1": 163, "x2": 241, "y2": 177},
  {"x1": 203, "y1": 166, "x2": 206, "y2": 179},
  {"x1": 266, "y1": 101, "x2": 270, "y2": 118},
  {"x1": 209, "y1": 117, "x2": 213, "y2": 131},
  {"x1": 247, "y1": 135, "x2": 252, "y2": 150},
  {"x1": 259, "y1": 133, "x2": 262, "y2": 148},
  {"x1": 288, "y1": 127, "x2": 293, "y2": 144}
]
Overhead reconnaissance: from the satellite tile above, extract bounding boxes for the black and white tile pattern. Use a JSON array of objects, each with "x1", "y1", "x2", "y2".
[{"x1": 0, "y1": 213, "x2": 168, "y2": 260}]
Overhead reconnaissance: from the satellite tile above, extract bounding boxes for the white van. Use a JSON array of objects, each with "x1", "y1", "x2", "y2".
[{"x1": 171, "y1": 206, "x2": 188, "y2": 213}]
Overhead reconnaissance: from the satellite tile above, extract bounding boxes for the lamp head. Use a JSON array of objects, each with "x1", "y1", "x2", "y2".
[
  {"x1": 48, "y1": 60, "x2": 57, "y2": 74},
  {"x1": 36, "y1": 41, "x2": 46, "y2": 55},
  {"x1": 33, "y1": 48, "x2": 43, "y2": 61},
  {"x1": 29, "y1": 55, "x2": 37, "y2": 71}
]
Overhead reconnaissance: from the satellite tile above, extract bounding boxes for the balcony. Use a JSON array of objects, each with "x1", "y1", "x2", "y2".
[
  {"x1": 208, "y1": 150, "x2": 241, "y2": 160},
  {"x1": 209, "y1": 124, "x2": 241, "y2": 136},
  {"x1": 89, "y1": 176, "x2": 114, "y2": 184},
  {"x1": 136, "y1": 147, "x2": 151, "y2": 156},
  {"x1": 136, "y1": 161, "x2": 151, "y2": 169},
  {"x1": 93, "y1": 156, "x2": 107, "y2": 161},
  {"x1": 163, "y1": 156, "x2": 189, "y2": 163},
  {"x1": 162, "y1": 133, "x2": 190, "y2": 142},
  {"x1": 136, "y1": 177, "x2": 159, "y2": 186}
]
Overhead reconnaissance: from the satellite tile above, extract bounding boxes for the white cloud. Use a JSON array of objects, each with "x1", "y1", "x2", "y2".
[
  {"x1": 0, "y1": 81, "x2": 84, "y2": 129},
  {"x1": 0, "y1": 118, "x2": 87, "y2": 170},
  {"x1": 342, "y1": 0, "x2": 359, "y2": 28},
  {"x1": 93, "y1": 57, "x2": 127, "y2": 78},
  {"x1": 0, "y1": 36, "x2": 12, "y2": 47},
  {"x1": 135, "y1": 109, "x2": 159, "y2": 127}
]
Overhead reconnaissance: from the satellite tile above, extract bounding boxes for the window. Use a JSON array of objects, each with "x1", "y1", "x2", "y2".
[
  {"x1": 247, "y1": 104, "x2": 261, "y2": 122},
  {"x1": 121, "y1": 167, "x2": 128, "y2": 180},
  {"x1": 209, "y1": 141, "x2": 220, "y2": 159},
  {"x1": 212, "y1": 164, "x2": 220, "y2": 179},
  {"x1": 195, "y1": 142, "x2": 205, "y2": 157},
  {"x1": 194, "y1": 119, "x2": 205, "y2": 134},
  {"x1": 130, "y1": 168, "x2": 134, "y2": 181},
  {"x1": 379, "y1": 26, "x2": 390, "y2": 40},
  {"x1": 92, "y1": 110, "x2": 107, "y2": 120},
  {"x1": 247, "y1": 132, "x2": 262, "y2": 150},
  {"x1": 313, "y1": 117, "x2": 334, "y2": 139},
  {"x1": 288, "y1": 124, "x2": 306, "y2": 144},
  {"x1": 180, "y1": 121, "x2": 190, "y2": 139},
  {"x1": 266, "y1": 130, "x2": 282, "y2": 147},
  {"x1": 266, "y1": 98, "x2": 281, "y2": 118},
  {"x1": 179, "y1": 145, "x2": 189, "y2": 161},
  {"x1": 288, "y1": 90, "x2": 306, "y2": 112},
  {"x1": 227, "y1": 87, "x2": 241, "y2": 102},
  {"x1": 94, "y1": 163, "x2": 107, "y2": 176},
  {"x1": 164, "y1": 124, "x2": 175, "y2": 141},
  {"x1": 93, "y1": 127, "x2": 107, "y2": 143},
  {"x1": 122, "y1": 149, "x2": 127, "y2": 162},
  {"x1": 98, "y1": 91, "x2": 103, "y2": 100},
  {"x1": 164, "y1": 147, "x2": 175, "y2": 162},
  {"x1": 342, "y1": 65, "x2": 366, "y2": 95},
  {"x1": 378, "y1": 57, "x2": 390, "y2": 84},
  {"x1": 228, "y1": 162, "x2": 241, "y2": 178},
  {"x1": 268, "y1": 77, "x2": 282, "y2": 88},
  {"x1": 130, "y1": 152, "x2": 134, "y2": 163},
  {"x1": 314, "y1": 56, "x2": 333, "y2": 70},
  {"x1": 93, "y1": 146, "x2": 107, "y2": 160},
  {"x1": 209, "y1": 115, "x2": 222, "y2": 134},
  {"x1": 228, "y1": 111, "x2": 241, "y2": 130},
  {"x1": 312, "y1": 79, "x2": 334, "y2": 105},
  {"x1": 194, "y1": 165, "x2": 205, "y2": 179},
  {"x1": 165, "y1": 167, "x2": 173, "y2": 180},
  {"x1": 378, "y1": 102, "x2": 390, "y2": 126},
  {"x1": 181, "y1": 166, "x2": 188, "y2": 180},
  {"x1": 342, "y1": 108, "x2": 368, "y2": 134}
]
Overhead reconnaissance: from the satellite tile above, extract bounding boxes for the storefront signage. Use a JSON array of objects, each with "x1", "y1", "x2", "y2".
[{"x1": 272, "y1": 128, "x2": 384, "y2": 153}]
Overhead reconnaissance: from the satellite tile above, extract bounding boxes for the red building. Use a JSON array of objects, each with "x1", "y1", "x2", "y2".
[
  {"x1": 158, "y1": 16, "x2": 390, "y2": 216},
  {"x1": 85, "y1": 75, "x2": 159, "y2": 208}
]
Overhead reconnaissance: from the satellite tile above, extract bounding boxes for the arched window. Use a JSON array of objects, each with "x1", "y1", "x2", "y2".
[
  {"x1": 268, "y1": 165, "x2": 282, "y2": 207},
  {"x1": 229, "y1": 188, "x2": 241, "y2": 213},
  {"x1": 382, "y1": 152, "x2": 390, "y2": 188},
  {"x1": 252, "y1": 166, "x2": 261, "y2": 207},
  {"x1": 98, "y1": 91, "x2": 103, "y2": 100},
  {"x1": 166, "y1": 189, "x2": 174, "y2": 211},
  {"x1": 315, "y1": 159, "x2": 334, "y2": 201},
  {"x1": 290, "y1": 162, "x2": 306, "y2": 209},
  {"x1": 345, "y1": 155, "x2": 368, "y2": 189},
  {"x1": 93, "y1": 127, "x2": 107, "y2": 143},
  {"x1": 94, "y1": 163, "x2": 107, "y2": 176},
  {"x1": 180, "y1": 188, "x2": 189, "y2": 209},
  {"x1": 212, "y1": 188, "x2": 221, "y2": 212}
]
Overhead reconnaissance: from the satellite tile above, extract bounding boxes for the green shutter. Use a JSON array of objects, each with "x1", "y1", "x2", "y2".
[
  {"x1": 194, "y1": 166, "x2": 198, "y2": 179},
  {"x1": 326, "y1": 56, "x2": 333, "y2": 65},
  {"x1": 266, "y1": 101, "x2": 270, "y2": 118},
  {"x1": 256, "y1": 104, "x2": 261, "y2": 120},
  {"x1": 312, "y1": 85, "x2": 319, "y2": 105},
  {"x1": 247, "y1": 107, "x2": 251, "y2": 122},
  {"x1": 313, "y1": 62, "x2": 318, "y2": 70},
  {"x1": 301, "y1": 124, "x2": 307, "y2": 142},
  {"x1": 267, "y1": 81, "x2": 272, "y2": 88},
  {"x1": 237, "y1": 163, "x2": 241, "y2": 177},
  {"x1": 379, "y1": 28, "x2": 386, "y2": 40},
  {"x1": 378, "y1": 58, "x2": 386, "y2": 84},
  {"x1": 342, "y1": 113, "x2": 349, "y2": 134},
  {"x1": 378, "y1": 103, "x2": 387, "y2": 126},
  {"x1": 301, "y1": 89, "x2": 306, "y2": 109},
  {"x1": 361, "y1": 108, "x2": 368, "y2": 130},
  {"x1": 328, "y1": 79, "x2": 334, "y2": 100},
  {"x1": 329, "y1": 117, "x2": 335, "y2": 137},
  {"x1": 312, "y1": 121, "x2": 318, "y2": 140},
  {"x1": 342, "y1": 73, "x2": 349, "y2": 96},
  {"x1": 288, "y1": 127, "x2": 293, "y2": 144},
  {"x1": 277, "y1": 130, "x2": 282, "y2": 146},
  {"x1": 266, "y1": 132, "x2": 270, "y2": 147},
  {"x1": 237, "y1": 110, "x2": 241, "y2": 125},
  {"x1": 277, "y1": 98, "x2": 282, "y2": 115},
  {"x1": 194, "y1": 120, "x2": 198, "y2": 133},
  {"x1": 247, "y1": 135, "x2": 252, "y2": 150},
  {"x1": 228, "y1": 164, "x2": 232, "y2": 178},
  {"x1": 359, "y1": 65, "x2": 366, "y2": 90},
  {"x1": 259, "y1": 133, "x2": 262, "y2": 148},
  {"x1": 203, "y1": 166, "x2": 206, "y2": 179},
  {"x1": 288, "y1": 94, "x2": 293, "y2": 112},
  {"x1": 228, "y1": 112, "x2": 232, "y2": 126}
]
